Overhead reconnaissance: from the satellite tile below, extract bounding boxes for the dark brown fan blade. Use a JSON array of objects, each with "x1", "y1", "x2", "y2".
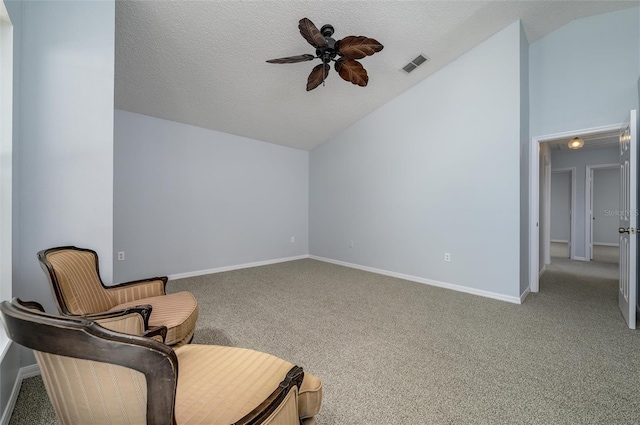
[
  {"x1": 337, "y1": 36, "x2": 384, "y2": 60},
  {"x1": 299, "y1": 18, "x2": 327, "y2": 48},
  {"x1": 266, "y1": 54, "x2": 316, "y2": 64},
  {"x1": 335, "y1": 59, "x2": 368, "y2": 87},
  {"x1": 306, "y1": 63, "x2": 330, "y2": 91}
]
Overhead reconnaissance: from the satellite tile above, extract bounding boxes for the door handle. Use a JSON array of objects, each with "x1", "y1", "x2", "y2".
[{"x1": 619, "y1": 227, "x2": 637, "y2": 234}]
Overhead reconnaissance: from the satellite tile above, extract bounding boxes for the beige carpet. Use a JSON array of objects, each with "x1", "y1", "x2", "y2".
[{"x1": 8, "y1": 258, "x2": 640, "y2": 424}]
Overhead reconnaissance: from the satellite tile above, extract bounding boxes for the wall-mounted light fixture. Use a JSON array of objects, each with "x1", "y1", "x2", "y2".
[{"x1": 568, "y1": 137, "x2": 584, "y2": 149}]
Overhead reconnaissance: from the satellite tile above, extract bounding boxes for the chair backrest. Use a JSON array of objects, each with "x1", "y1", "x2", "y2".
[
  {"x1": 37, "y1": 246, "x2": 116, "y2": 314},
  {"x1": 0, "y1": 298, "x2": 178, "y2": 425}
]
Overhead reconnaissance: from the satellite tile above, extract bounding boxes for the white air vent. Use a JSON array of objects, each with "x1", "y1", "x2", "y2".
[{"x1": 402, "y1": 54, "x2": 428, "y2": 73}]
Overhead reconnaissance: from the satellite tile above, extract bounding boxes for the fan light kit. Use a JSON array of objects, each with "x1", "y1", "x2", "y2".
[{"x1": 267, "y1": 18, "x2": 384, "y2": 91}]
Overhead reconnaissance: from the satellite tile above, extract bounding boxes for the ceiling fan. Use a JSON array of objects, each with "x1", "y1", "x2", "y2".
[{"x1": 266, "y1": 18, "x2": 384, "y2": 91}]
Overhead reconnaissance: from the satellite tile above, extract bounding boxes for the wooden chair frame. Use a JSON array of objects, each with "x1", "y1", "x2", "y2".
[
  {"x1": 0, "y1": 298, "x2": 303, "y2": 425},
  {"x1": 37, "y1": 246, "x2": 169, "y2": 316}
]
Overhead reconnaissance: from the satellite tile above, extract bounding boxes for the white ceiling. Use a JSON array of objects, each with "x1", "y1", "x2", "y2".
[{"x1": 114, "y1": 1, "x2": 638, "y2": 151}]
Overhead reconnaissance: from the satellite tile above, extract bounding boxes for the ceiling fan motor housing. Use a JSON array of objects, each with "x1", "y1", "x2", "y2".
[
  {"x1": 317, "y1": 25, "x2": 337, "y2": 63},
  {"x1": 320, "y1": 24, "x2": 334, "y2": 37}
]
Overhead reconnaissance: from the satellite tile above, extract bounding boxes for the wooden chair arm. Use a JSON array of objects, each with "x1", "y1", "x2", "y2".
[
  {"x1": 82, "y1": 305, "x2": 153, "y2": 330},
  {"x1": 109, "y1": 276, "x2": 168, "y2": 291},
  {"x1": 15, "y1": 299, "x2": 45, "y2": 312},
  {"x1": 143, "y1": 326, "x2": 168, "y2": 343},
  {"x1": 233, "y1": 366, "x2": 304, "y2": 425}
]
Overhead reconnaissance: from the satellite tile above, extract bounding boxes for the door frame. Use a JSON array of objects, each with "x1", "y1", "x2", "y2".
[
  {"x1": 529, "y1": 123, "x2": 625, "y2": 293},
  {"x1": 550, "y1": 167, "x2": 577, "y2": 260},
  {"x1": 585, "y1": 163, "x2": 619, "y2": 261}
]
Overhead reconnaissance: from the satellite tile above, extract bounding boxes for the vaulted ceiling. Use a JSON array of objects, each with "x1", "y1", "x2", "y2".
[{"x1": 114, "y1": 1, "x2": 638, "y2": 150}]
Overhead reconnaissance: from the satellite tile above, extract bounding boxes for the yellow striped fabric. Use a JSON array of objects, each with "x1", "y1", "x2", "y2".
[
  {"x1": 34, "y1": 351, "x2": 147, "y2": 425},
  {"x1": 298, "y1": 372, "x2": 322, "y2": 419},
  {"x1": 46, "y1": 250, "x2": 115, "y2": 314},
  {"x1": 94, "y1": 313, "x2": 145, "y2": 336},
  {"x1": 173, "y1": 345, "x2": 295, "y2": 425},
  {"x1": 261, "y1": 387, "x2": 299, "y2": 424},
  {"x1": 106, "y1": 279, "x2": 166, "y2": 305},
  {"x1": 112, "y1": 291, "x2": 198, "y2": 345},
  {"x1": 172, "y1": 328, "x2": 195, "y2": 347}
]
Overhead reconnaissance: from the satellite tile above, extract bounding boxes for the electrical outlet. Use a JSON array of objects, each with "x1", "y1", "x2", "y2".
[
  {"x1": 444, "y1": 252, "x2": 451, "y2": 262},
  {"x1": 290, "y1": 236, "x2": 295, "y2": 243},
  {"x1": 117, "y1": 251, "x2": 125, "y2": 261}
]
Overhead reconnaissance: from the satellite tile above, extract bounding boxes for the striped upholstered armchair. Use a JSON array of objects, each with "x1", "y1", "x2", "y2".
[
  {"x1": 37, "y1": 246, "x2": 198, "y2": 346},
  {"x1": 1, "y1": 299, "x2": 323, "y2": 425}
]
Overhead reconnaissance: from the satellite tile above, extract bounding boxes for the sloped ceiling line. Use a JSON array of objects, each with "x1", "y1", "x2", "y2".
[{"x1": 114, "y1": 1, "x2": 637, "y2": 150}]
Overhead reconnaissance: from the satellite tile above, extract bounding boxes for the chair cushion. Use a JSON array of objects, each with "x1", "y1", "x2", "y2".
[
  {"x1": 112, "y1": 291, "x2": 198, "y2": 345},
  {"x1": 173, "y1": 345, "x2": 322, "y2": 424},
  {"x1": 173, "y1": 345, "x2": 296, "y2": 424},
  {"x1": 298, "y1": 371, "x2": 322, "y2": 419}
]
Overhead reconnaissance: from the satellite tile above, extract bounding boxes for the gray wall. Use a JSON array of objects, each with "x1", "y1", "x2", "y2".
[
  {"x1": 6, "y1": 0, "x2": 20, "y2": 296},
  {"x1": 519, "y1": 23, "x2": 530, "y2": 295},
  {"x1": 539, "y1": 143, "x2": 551, "y2": 271},
  {"x1": 551, "y1": 146, "x2": 619, "y2": 258},
  {"x1": 2, "y1": 0, "x2": 21, "y2": 419},
  {"x1": 15, "y1": 0, "x2": 115, "y2": 310},
  {"x1": 0, "y1": 342, "x2": 20, "y2": 421},
  {"x1": 530, "y1": 8, "x2": 639, "y2": 137},
  {"x1": 550, "y1": 171, "x2": 571, "y2": 243},
  {"x1": 310, "y1": 21, "x2": 525, "y2": 300},
  {"x1": 2, "y1": 0, "x2": 116, "y2": 417},
  {"x1": 113, "y1": 110, "x2": 309, "y2": 281},
  {"x1": 593, "y1": 167, "x2": 620, "y2": 246}
]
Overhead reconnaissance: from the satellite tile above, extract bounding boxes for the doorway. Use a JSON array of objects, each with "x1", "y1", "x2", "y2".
[
  {"x1": 549, "y1": 168, "x2": 576, "y2": 260},
  {"x1": 529, "y1": 123, "x2": 625, "y2": 293},
  {"x1": 586, "y1": 164, "x2": 620, "y2": 262}
]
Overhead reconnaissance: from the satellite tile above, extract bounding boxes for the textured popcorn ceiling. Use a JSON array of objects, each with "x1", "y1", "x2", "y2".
[{"x1": 115, "y1": 1, "x2": 637, "y2": 150}]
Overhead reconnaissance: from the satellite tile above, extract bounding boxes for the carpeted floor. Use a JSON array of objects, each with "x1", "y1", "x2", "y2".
[
  {"x1": 551, "y1": 241, "x2": 620, "y2": 264},
  {"x1": 8, "y1": 258, "x2": 640, "y2": 424}
]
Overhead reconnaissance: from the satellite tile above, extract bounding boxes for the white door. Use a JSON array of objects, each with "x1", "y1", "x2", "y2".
[{"x1": 618, "y1": 110, "x2": 637, "y2": 329}]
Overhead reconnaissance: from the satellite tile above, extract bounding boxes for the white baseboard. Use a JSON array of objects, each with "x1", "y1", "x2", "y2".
[
  {"x1": 167, "y1": 254, "x2": 522, "y2": 304},
  {"x1": 309, "y1": 256, "x2": 522, "y2": 304},
  {"x1": 551, "y1": 239, "x2": 568, "y2": 243},
  {"x1": 167, "y1": 255, "x2": 310, "y2": 280},
  {"x1": 520, "y1": 287, "x2": 531, "y2": 303},
  {"x1": 572, "y1": 256, "x2": 589, "y2": 261},
  {"x1": 1, "y1": 363, "x2": 41, "y2": 425},
  {"x1": 593, "y1": 242, "x2": 619, "y2": 247},
  {"x1": 0, "y1": 339, "x2": 10, "y2": 364},
  {"x1": 20, "y1": 363, "x2": 41, "y2": 379},
  {"x1": 539, "y1": 265, "x2": 546, "y2": 278}
]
